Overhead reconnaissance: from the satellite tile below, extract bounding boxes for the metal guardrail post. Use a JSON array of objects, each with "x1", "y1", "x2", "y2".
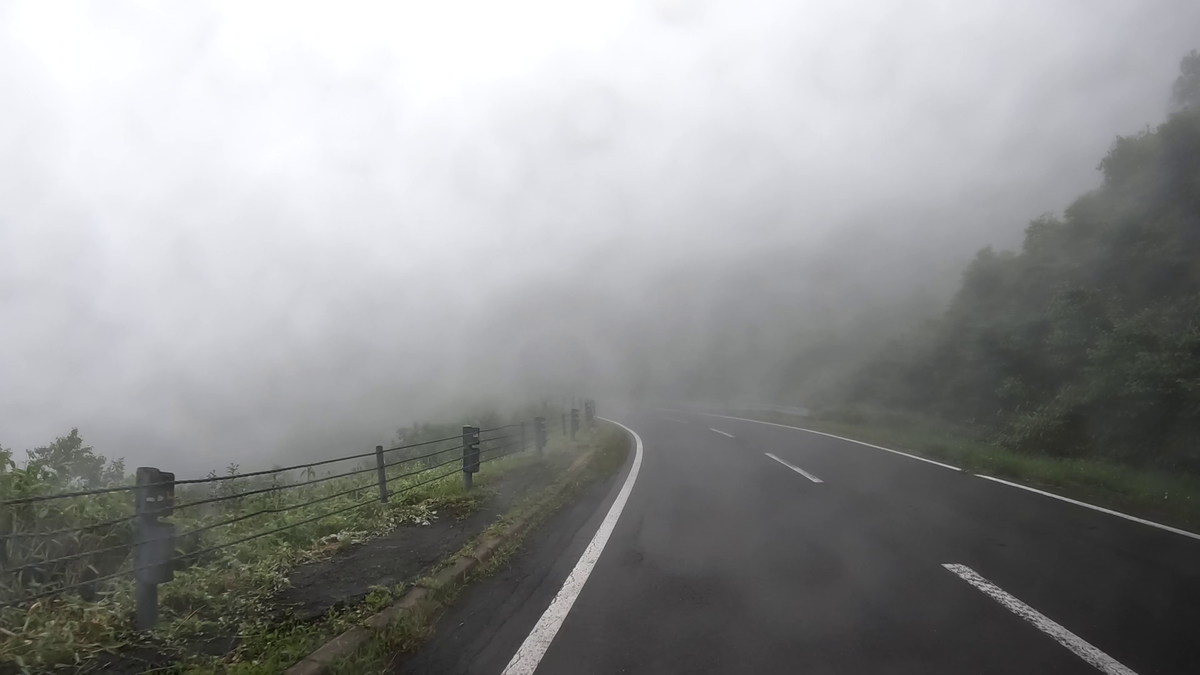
[
  {"x1": 462, "y1": 426, "x2": 480, "y2": 490},
  {"x1": 535, "y1": 416, "x2": 546, "y2": 455},
  {"x1": 134, "y1": 467, "x2": 176, "y2": 630},
  {"x1": 375, "y1": 445, "x2": 388, "y2": 504}
]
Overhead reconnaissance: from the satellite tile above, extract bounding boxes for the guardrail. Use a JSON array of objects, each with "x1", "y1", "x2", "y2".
[{"x1": 0, "y1": 402, "x2": 599, "y2": 628}]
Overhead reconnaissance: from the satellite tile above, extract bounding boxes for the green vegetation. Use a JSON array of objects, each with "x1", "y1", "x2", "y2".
[
  {"x1": 838, "y1": 51, "x2": 1200, "y2": 474},
  {"x1": 1, "y1": 429, "x2": 132, "y2": 604},
  {"x1": 0, "y1": 409, "x2": 565, "y2": 674}
]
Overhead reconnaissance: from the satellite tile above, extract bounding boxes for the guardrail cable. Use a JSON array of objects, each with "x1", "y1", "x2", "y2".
[
  {"x1": 0, "y1": 495, "x2": 382, "y2": 610},
  {"x1": 383, "y1": 433, "x2": 466, "y2": 453},
  {"x1": 0, "y1": 513, "x2": 139, "y2": 541},
  {"x1": 478, "y1": 423, "x2": 520, "y2": 433},
  {"x1": 0, "y1": 413, "x2": 565, "y2": 609},
  {"x1": 0, "y1": 455, "x2": 471, "y2": 575},
  {"x1": 1, "y1": 434, "x2": 474, "y2": 506}
]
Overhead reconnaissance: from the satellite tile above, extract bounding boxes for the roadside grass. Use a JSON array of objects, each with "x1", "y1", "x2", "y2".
[
  {"x1": 162, "y1": 431, "x2": 583, "y2": 675},
  {"x1": 0, "y1": 416, "x2": 570, "y2": 674},
  {"x1": 745, "y1": 408, "x2": 1200, "y2": 530},
  {"x1": 326, "y1": 422, "x2": 631, "y2": 675}
]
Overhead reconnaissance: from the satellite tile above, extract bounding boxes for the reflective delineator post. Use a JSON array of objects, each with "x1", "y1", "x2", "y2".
[
  {"x1": 462, "y1": 425, "x2": 481, "y2": 490},
  {"x1": 134, "y1": 467, "x2": 176, "y2": 631}
]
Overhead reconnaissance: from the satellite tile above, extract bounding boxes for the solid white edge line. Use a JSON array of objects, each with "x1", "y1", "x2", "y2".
[
  {"x1": 500, "y1": 417, "x2": 644, "y2": 675},
  {"x1": 709, "y1": 428, "x2": 734, "y2": 438},
  {"x1": 942, "y1": 564, "x2": 1137, "y2": 675},
  {"x1": 687, "y1": 410, "x2": 1200, "y2": 542},
  {"x1": 975, "y1": 475, "x2": 1200, "y2": 542},
  {"x1": 685, "y1": 411, "x2": 963, "y2": 471},
  {"x1": 765, "y1": 452, "x2": 824, "y2": 483}
]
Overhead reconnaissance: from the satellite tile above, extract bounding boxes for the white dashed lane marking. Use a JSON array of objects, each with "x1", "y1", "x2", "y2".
[
  {"x1": 943, "y1": 564, "x2": 1137, "y2": 675},
  {"x1": 764, "y1": 453, "x2": 823, "y2": 483}
]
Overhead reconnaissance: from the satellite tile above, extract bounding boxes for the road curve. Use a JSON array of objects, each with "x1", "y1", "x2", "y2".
[{"x1": 392, "y1": 411, "x2": 1200, "y2": 675}]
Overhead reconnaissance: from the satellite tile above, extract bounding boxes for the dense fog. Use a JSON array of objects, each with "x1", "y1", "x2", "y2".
[{"x1": 3, "y1": 0, "x2": 1198, "y2": 474}]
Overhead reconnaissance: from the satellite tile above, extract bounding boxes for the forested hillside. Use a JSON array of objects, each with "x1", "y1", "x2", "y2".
[{"x1": 844, "y1": 52, "x2": 1200, "y2": 471}]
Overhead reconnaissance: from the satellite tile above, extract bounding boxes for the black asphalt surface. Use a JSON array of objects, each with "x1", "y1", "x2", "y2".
[{"x1": 393, "y1": 411, "x2": 1200, "y2": 675}]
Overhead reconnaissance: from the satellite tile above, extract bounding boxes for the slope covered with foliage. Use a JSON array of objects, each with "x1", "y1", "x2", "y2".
[{"x1": 845, "y1": 52, "x2": 1200, "y2": 472}]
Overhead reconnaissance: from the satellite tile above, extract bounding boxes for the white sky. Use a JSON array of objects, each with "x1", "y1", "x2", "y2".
[{"x1": 2, "y1": 0, "x2": 1197, "y2": 473}]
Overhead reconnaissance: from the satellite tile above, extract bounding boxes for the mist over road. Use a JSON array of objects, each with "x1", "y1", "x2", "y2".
[
  {"x1": 5, "y1": 4, "x2": 1200, "y2": 672},
  {"x1": 401, "y1": 411, "x2": 1200, "y2": 675},
  {"x1": 5, "y1": 1, "x2": 1200, "y2": 475}
]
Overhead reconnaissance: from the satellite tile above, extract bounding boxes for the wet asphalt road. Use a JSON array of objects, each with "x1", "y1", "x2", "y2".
[{"x1": 393, "y1": 411, "x2": 1200, "y2": 675}]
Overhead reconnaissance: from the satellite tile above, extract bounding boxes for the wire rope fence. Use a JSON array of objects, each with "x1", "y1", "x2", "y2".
[{"x1": 0, "y1": 403, "x2": 598, "y2": 628}]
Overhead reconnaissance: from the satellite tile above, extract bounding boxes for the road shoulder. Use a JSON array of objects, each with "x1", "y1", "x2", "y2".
[{"x1": 296, "y1": 423, "x2": 633, "y2": 675}]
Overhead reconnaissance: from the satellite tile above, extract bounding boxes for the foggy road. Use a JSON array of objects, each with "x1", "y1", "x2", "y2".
[
  {"x1": 7, "y1": 4, "x2": 1200, "y2": 671},
  {"x1": 399, "y1": 412, "x2": 1200, "y2": 675}
]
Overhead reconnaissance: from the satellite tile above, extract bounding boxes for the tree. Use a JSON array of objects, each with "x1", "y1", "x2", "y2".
[
  {"x1": 842, "y1": 49, "x2": 1200, "y2": 470},
  {"x1": 1170, "y1": 50, "x2": 1200, "y2": 112},
  {"x1": 25, "y1": 428, "x2": 125, "y2": 488}
]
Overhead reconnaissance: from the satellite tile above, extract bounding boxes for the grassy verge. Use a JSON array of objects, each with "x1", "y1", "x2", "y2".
[
  {"x1": 325, "y1": 422, "x2": 631, "y2": 674},
  {"x1": 743, "y1": 409, "x2": 1200, "y2": 530},
  {"x1": 0, "y1": 419, "x2": 572, "y2": 675},
  {"x1": 163, "y1": 437, "x2": 577, "y2": 675}
]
